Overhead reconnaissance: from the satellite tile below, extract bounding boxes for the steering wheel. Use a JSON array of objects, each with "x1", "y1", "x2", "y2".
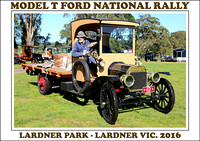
[{"x1": 83, "y1": 50, "x2": 98, "y2": 59}]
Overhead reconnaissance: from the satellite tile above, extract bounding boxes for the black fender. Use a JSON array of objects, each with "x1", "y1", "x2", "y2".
[
  {"x1": 86, "y1": 75, "x2": 121, "y2": 102},
  {"x1": 92, "y1": 75, "x2": 121, "y2": 88},
  {"x1": 158, "y1": 71, "x2": 171, "y2": 75},
  {"x1": 149, "y1": 71, "x2": 171, "y2": 76}
]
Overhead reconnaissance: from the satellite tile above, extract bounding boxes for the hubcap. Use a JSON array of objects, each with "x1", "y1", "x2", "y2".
[
  {"x1": 155, "y1": 84, "x2": 169, "y2": 108},
  {"x1": 38, "y1": 76, "x2": 45, "y2": 90}
]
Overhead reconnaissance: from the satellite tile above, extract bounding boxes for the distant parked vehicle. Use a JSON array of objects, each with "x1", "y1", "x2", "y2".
[
  {"x1": 43, "y1": 46, "x2": 72, "y2": 60},
  {"x1": 21, "y1": 45, "x2": 44, "y2": 64},
  {"x1": 14, "y1": 54, "x2": 26, "y2": 64},
  {"x1": 14, "y1": 49, "x2": 26, "y2": 64},
  {"x1": 161, "y1": 55, "x2": 173, "y2": 62},
  {"x1": 145, "y1": 52, "x2": 157, "y2": 62},
  {"x1": 173, "y1": 49, "x2": 186, "y2": 62}
]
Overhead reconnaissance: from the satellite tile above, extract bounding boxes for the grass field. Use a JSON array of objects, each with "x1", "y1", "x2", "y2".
[{"x1": 14, "y1": 61, "x2": 186, "y2": 128}]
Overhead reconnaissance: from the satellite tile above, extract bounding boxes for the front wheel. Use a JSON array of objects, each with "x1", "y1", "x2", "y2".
[
  {"x1": 152, "y1": 78, "x2": 175, "y2": 113},
  {"x1": 100, "y1": 82, "x2": 118, "y2": 124}
]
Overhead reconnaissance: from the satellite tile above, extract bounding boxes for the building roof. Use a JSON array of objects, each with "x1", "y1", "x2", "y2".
[{"x1": 173, "y1": 49, "x2": 186, "y2": 52}]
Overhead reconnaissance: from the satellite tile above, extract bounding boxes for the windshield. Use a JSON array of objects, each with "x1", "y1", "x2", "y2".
[
  {"x1": 102, "y1": 26, "x2": 133, "y2": 53},
  {"x1": 32, "y1": 47, "x2": 39, "y2": 53}
]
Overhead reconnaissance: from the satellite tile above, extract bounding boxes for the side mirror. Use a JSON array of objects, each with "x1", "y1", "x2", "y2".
[{"x1": 90, "y1": 32, "x2": 97, "y2": 38}]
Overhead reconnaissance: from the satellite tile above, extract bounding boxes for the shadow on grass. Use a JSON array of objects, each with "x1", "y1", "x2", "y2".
[
  {"x1": 29, "y1": 82, "x2": 37, "y2": 86},
  {"x1": 118, "y1": 102, "x2": 153, "y2": 114},
  {"x1": 59, "y1": 90, "x2": 90, "y2": 106},
  {"x1": 117, "y1": 97, "x2": 155, "y2": 114},
  {"x1": 28, "y1": 82, "x2": 155, "y2": 116},
  {"x1": 29, "y1": 81, "x2": 90, "y2": 106}
]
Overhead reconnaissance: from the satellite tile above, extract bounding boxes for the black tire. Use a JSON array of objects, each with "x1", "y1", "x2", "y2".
[
  {"x1": 100, "y1": 82, "x2": 118, "y2": 124},
  {"x1": 72, "y1": 59, "x2": 90, "y2": 93},
  {"x1": 38, "y1": 73, "x2": 52, "y2": 95},
  {"x1": 152, "y1": 78, "x2": 175, "y2": 113}
]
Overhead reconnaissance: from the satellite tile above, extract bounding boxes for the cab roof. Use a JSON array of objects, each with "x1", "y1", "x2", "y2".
[
  {"x1": 71, "y1": 18, "x2": 140, "y2": 26},
  {"x1": 71, "y1": 18, "x2": 139, "y2": 45}
]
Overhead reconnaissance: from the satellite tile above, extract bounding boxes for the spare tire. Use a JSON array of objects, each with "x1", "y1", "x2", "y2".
[{"x1": 72, "y1": 59, "x2": 90, "y2": 93}]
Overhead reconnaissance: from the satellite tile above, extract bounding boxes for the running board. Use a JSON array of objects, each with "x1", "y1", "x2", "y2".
[
  {"x1": 61, "y1": 82, "x2": 84, "y2": 97},
  {"x1": 67, "y1": 90, "x2": 84, "y2": 97},
  {"x1": 118, "y1": 98, "x2": 152, "y2": 108}
]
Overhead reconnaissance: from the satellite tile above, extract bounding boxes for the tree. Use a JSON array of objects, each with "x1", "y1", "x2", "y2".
[
  {"x1": 14, "y1": 14, "x2": 42, "y2": 46},
  {"x1": 42, "y1": 33, "x2": 51, "y2": 50},
  {"x1": 14, "y1": 14, "x2": 22, "y2": 48},
  {"x1": 60, "y1": 23, "x2": 71, "y2": 46},
  {"x1": 55, "y1": 41, "x2": 63, "y2": 47},
  {"x1": 124, "y1": 14, "x2": 136, "y2": 22},
  {"x1": 135, "y1": 14, "x2": 172, "y2": 58},
  {"x1": 24, "y1": 14, "x2": 42, "y2": 45},
  {"x1": 170, "y1": 31, "x2": 186, "y2": 49}
]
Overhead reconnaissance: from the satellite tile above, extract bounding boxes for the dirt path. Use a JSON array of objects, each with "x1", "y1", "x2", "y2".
[{"x1": 14, "y1": 67, "x2": 26, "y2": 74}]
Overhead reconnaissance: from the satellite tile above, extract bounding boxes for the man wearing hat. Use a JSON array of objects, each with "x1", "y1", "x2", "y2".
[{"x1": 72, "y1": 31, "x2": 97, "y2": 65}]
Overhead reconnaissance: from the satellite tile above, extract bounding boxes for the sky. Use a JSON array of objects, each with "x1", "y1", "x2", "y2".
[{"x1": 40, "y1": 13, "x2": 186, "y2": 43}]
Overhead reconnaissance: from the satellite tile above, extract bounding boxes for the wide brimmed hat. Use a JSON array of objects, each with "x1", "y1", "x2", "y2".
[{"x1": 76, "y1": 31, "x2": 87, "y2": 38}]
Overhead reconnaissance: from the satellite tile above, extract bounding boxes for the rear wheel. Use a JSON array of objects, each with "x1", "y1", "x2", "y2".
[
  {"x1": 100, "y1": 82, "x2": 118, "y2": 124},
  {"x1": 38, "y1": 74, "x2": 52, "y2": 95},
  {"x1": 152, "y1": 78, "x2": 175, "y2": 113}
]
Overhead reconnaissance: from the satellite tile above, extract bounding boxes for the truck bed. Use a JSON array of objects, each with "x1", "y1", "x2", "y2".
[{"x1": 21, "y1": 63, "x2": 72, "y2": 78}]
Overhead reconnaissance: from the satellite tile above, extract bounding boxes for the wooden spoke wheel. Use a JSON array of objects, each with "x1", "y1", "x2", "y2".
[
  {"x1": 152, "y1": 78, "x2": 175, "y2": 113},
  {"x1": 100, "y1": 82, "x2": 118, "y2": 124}
]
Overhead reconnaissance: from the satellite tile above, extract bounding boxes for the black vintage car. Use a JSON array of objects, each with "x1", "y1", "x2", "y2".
[{"x1": 145, "y1": 52, "x2": 158, "y2": 62}]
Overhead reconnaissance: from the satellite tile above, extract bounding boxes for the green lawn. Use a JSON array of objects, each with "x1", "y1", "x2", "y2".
[
  {"x1": 14, "y1": 61, "x2": 186, "y2": 128},
  {"x1": 14, "y1": 61, "x2": 31, "y2": 68}
]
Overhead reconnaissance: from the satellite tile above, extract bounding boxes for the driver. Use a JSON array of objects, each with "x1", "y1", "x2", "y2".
[{"x1": 72, "y1": 31, "x2": 97, "y2": 65}]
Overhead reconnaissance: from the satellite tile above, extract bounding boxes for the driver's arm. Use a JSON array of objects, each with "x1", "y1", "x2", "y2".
[{"x1": 88, "y1": 41, "x2": 98, "y2": 47}]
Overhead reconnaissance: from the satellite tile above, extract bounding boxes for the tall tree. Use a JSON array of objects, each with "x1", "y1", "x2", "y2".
[
  {"x1": 42, "y1": 33, "x2": 51, "y2": 50},
  {"x1": 55, "y1": 41, "x2": 63, "y2": 47},
  {"x1": 14, "y1": 14, "x2": 42, "y2": 46},
  {"x1": 170, "y1": 31, "x2": 186, "y2": 49},
  {"x1": 14, "y1": 14, "x2": 20, "y2": 49},
  {"x1": 60, "y1": 23, "x2": 71, "y2": 46},
  {"x1": 136, "y1": 14, "x2": 172, "y2": 58},
  {"x1": 24, "y1": 14, "x2": 42, "y2": 45}
]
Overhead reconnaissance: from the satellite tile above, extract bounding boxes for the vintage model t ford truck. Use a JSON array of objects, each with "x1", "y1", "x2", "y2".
[{"x1": 21, "y1": 18, "x2": 175, "y2": 124}]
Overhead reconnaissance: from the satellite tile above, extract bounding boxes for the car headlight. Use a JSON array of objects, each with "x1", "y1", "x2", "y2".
[
  {"x1": 148, "y1": 72, "x2": 160, "y2": 83},
  {"x1": 98, "y1": 59, "x2": 105, "y2": 68},
  {"x1": 99, "y1": 61, "x2": 105, "y2": 67},
  {"x1": 120, "y1": 74, "x2": 135, "y2": 87},
  {"x1": 152, "y1": 73, "x2": 160, "y2": 83}
]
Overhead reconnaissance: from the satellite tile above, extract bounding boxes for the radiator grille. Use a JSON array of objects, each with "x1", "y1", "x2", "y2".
[{"x1": 130, "y1": 72, "x2": 147, "y2": 90}]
